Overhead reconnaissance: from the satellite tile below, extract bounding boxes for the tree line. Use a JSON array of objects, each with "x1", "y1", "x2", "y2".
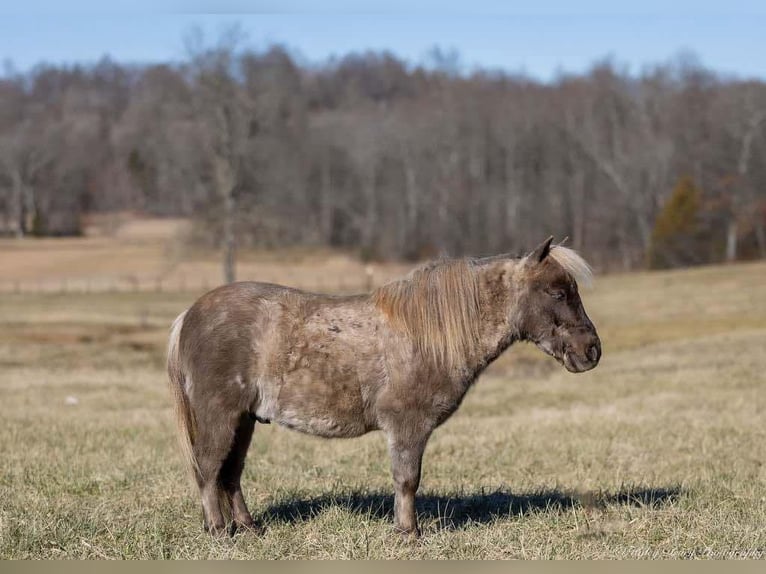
[{"x1": 1, "y1": 37, "x2": 765, "y2": 274}]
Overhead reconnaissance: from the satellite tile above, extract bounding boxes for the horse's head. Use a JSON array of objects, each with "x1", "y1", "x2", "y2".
[{"x1": 516, "y1": 237, "x2": 601, "y2": 373}]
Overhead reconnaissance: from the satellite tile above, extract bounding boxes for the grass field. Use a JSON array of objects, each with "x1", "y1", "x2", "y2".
[{"x1": 0, "y1": 259, "x2": 765, "y2": 558}]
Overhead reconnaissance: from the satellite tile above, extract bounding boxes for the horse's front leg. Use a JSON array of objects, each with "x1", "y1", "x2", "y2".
[{"x1": 386, "y1": 428, "x2": 432, "y2": 539}]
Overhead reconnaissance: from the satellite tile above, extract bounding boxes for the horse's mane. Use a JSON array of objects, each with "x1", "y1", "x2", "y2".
[
  {"x1": 371, "y1": 258, "x2": 480, "y2": 371},
  {"x1": 549, "y1": 245, "x2": 593, "y2": 288}
]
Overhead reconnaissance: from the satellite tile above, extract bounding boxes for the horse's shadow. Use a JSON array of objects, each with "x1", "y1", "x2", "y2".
[{"x1": 261, "y1": 486, "x2": 682, "y2": 531}]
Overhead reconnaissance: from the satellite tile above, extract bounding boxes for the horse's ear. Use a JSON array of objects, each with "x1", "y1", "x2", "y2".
[{"x1": 529, "y1": 236, "x2": 554, "y2": 263}]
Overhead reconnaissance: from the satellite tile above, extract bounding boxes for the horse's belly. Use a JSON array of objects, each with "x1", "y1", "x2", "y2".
[
  {"x1": 275, "y1": 409, "x2": 370, "y2": 438},
  {"x1": 262, "y1": 369, "x2": 373, "y2": 438}
]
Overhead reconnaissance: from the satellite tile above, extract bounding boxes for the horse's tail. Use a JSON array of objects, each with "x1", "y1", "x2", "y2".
[{"x1": 167, "y1": 310, "x2": 199, "y2": 479}]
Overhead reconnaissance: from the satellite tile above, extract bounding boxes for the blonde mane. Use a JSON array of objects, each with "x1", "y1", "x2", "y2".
[
  {"x1": 372, "y1": 258, "x2": 480, "y2": 370},
  {"x1": 549, "y1": 245, "x2": 593, "y2": 288}
]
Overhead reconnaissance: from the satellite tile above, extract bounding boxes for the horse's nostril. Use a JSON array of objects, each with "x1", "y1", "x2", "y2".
[{"x1": 587, "y1": 344, "x2": 599, "y2": 362}]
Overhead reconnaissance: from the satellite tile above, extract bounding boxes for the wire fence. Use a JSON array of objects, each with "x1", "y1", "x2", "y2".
[{"x1": 0, "y1": 268, "x2": 380, "y2": 296}]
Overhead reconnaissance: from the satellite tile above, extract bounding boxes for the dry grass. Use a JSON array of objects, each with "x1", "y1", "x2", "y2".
[{"x1": 0, "y1": 260, "x2": 765, "y2": 558}]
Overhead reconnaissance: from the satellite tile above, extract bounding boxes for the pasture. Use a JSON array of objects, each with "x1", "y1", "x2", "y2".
[{"x1": 0, "y1": 257, "x2": 765, "y2": 558}]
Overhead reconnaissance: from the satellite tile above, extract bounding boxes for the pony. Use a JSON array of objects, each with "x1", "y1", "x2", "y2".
[{"x1": 166, "y1": 237, "x2": 601, "y2": 537}]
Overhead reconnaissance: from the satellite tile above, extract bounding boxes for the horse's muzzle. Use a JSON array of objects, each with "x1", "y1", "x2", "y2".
[{"x1": 563, "y1": 336, "x2": 601, "y2": 373}]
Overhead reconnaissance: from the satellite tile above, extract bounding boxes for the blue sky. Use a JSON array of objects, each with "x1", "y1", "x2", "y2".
[{"x1": 2, "y1": 1, "x2": 766, "y2": 80}]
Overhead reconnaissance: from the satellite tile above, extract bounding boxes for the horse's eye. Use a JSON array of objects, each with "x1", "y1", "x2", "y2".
[{"x1": 548, "y1": 290, "x2": 566, "y2": 301}]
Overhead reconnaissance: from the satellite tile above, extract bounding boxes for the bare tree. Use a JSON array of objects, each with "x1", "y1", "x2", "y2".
[
  {"x1": 728, "y1": 109, "x2": 766, "y2": 260},
  {"x1": 185, "y1": 27, "x2": 256, "y2": 283},
  {"x1": 563, "y1": 64, "x2": 674, "y2": 267}
]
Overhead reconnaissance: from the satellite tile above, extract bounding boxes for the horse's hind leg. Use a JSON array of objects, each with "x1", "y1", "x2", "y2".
[
  {"x1": 219, "y1": 412, "x2": 259, "y2": 533},
  {"x1": 193, "y1": 412, "x2": 239, "y2": 536}
]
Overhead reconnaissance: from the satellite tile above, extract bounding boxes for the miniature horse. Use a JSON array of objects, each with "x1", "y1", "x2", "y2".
[{"x1": 166, "y1": 237, "x2": 601, "y2": 537}]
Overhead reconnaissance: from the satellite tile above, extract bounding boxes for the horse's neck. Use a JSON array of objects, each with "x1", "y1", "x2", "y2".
[{"x1": 450, "y1": 258, "x2": 523, "y2": 380}]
